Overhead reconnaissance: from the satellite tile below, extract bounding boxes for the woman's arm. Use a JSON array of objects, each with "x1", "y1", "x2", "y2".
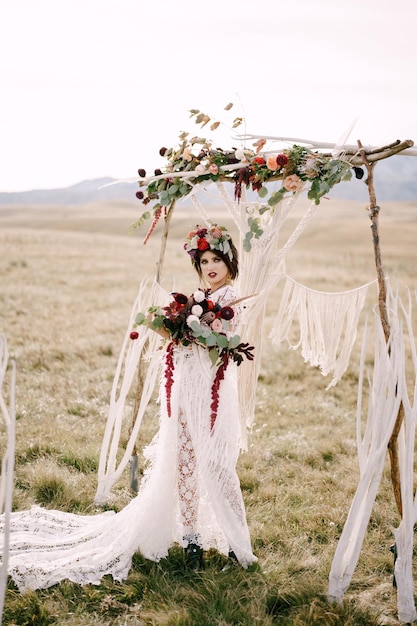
[{"x1": 146, "y1": 313, "x2": 170, "y2": 340}]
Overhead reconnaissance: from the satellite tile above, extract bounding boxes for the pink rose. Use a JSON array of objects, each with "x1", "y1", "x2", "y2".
[
  {"x1": 208, "y1": 163, "x2": 218, "y2": 175},
  {"x1": 283, "y1": 174, "x2": 302, "y2": 192},
  {"x1": 266, "y1": 155, "x2": 279, "y2": 171},
  {"x1": 209, "y1": 226, "x2": 222, "y2": 239},
  {"x1": 210, "y1": 318, "x2": 223, "y2": 332}
]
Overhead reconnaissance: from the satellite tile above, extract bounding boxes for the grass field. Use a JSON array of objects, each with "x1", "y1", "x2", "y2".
[{"x1": 1, "y1": 195, "x2": 417, "y2": 625}]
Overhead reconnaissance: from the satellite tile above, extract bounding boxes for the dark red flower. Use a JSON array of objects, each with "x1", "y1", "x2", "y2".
[
  {"x1": 173, "y1": 293, "x2": 188, "y2": 304},
  {"x1": 197, "y1": 238, "x2": 209, "y2": 251},
  {"x1": 220, "y1": 306, "x2": 234, "y2": 320},
  {"x1": 130, "y1": 331, "x2": 139, "y2": 340},
  {"x1": 154, "y1": 168, "x2": 163, "y2": 176},
  {"x1": 159, "y1": 147, "x2": 167, "y2": 156},
  {"x1": 135, "y1": 191, "x2": 144, "y2": 200},
  {"x1": 276, "y1": 154, "x2": 288, "y2": 167},
  {"x1": 138, "y1": 168, "x2": 146, "y2": 178}
]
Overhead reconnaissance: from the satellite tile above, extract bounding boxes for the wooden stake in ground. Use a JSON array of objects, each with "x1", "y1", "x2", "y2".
[{"x1": 357, "y1": 139, "x2": 403, "y2": 517}]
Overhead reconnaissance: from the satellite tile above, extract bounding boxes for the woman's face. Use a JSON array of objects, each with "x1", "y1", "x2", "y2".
[{"x1": 199, "y1": 250, "x2": 229, "y2": 291}]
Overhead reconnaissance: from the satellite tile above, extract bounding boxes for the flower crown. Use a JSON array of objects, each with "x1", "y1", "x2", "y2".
[{"x1": 184, "y1": 225, "x2": 233, "y2": 263}]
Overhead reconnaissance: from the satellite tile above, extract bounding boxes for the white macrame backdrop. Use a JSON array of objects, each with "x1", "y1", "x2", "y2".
[
  {"x1": 94, "y1": 280, "x2": 168, "y2": 505},
  {"x1": 270, "y1": 275, "x2": 377, "y2": 389},
  {"x1": 95, "y1": 180, "x2": 376, "y2": 496},
  {"x1": 0, "y1": 335, "x2": 16, "y2": 625}
]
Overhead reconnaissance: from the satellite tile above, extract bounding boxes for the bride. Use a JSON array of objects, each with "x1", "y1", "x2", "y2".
[{"x1": 0, "y1": 224, "x2": 257, "y2": 592}]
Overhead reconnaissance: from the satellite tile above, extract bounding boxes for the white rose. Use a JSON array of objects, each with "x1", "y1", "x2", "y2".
[
  {"x1": 186, "y1": 315, "x2": 200, "y2": 327},
  {"x1": 195, "y1": 164, "x2": 207, "y2": 175},
  {"x1": 191, "y1": 304, "x2": 203, "y2": 317},
  {"x1": 193, "y1": 290, "x2": 205, "y2": 303}
]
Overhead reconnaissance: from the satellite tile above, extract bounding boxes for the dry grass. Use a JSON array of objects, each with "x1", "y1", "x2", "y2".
[{"x1": 1, "y1": 196, "x2": 417, "y2": 624}]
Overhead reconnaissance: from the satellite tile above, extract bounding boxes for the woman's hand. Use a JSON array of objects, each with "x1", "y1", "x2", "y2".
[
  {"x1": 147, "y1": 312, "x2": 170, "y2": 340},
  {"x1": 200, "y1": 311, "x2": 216, "y2": 325}
]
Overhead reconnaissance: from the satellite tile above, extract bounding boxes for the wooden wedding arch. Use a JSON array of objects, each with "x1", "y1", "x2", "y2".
[{"x1": 93, "y1": 109, "x2": 417, "y2": 621}]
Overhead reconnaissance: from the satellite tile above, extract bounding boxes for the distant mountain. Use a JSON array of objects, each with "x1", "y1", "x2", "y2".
[
  {"x1": 0, "y1": 177, "x2": 137, "y2": 205},
  {"x1": 329, "y1": 154, "x2": 417, "y2": 202},
  {"x1": 0, "y1": 156, "x2": 416, "y2": 206}
]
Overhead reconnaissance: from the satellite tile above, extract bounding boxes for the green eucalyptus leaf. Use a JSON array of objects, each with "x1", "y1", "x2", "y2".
[
  {"x1": 135, "y1": 312, "x2": 146, "y2": 325},
  {"x1": 228, "y1": 334, "x2": 241, "y2": 349},
  {"x1": 216, "y1": 334, "x2": 229, "y2": 349},
  {"x1": 208, "y1": 348, "x2": 220, "y2": 366},
  {"x1": 190, "y1": 320, "x2": 202, "y2": 333},
  {"x1": 205, "y1": 334, "x2": 217, "y2": 346}
]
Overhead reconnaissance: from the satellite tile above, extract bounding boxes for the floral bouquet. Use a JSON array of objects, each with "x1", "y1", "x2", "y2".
[{"x1": 130, "y1": 289, "x2": 254, "y2": 429}]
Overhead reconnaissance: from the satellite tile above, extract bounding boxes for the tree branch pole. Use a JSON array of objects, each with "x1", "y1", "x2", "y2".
[
  {"x1": 357, "y1": 140, "x2": 403, "y2": 517},
  {"x1": 155, "y1": 201, "x2": 175, "y2": 284}
]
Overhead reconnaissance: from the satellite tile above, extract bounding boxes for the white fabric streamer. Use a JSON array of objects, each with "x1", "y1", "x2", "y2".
[
  {"x1": 0, "y1": 335, "x2": 16, "y2": 622},
  {"x1": 94, "y1": 280, "x2": 168, "y2": 504},
  {"x1": 392, "y1": 288, "x2": 417, "y2": 623},
  {"x1": 328, "y1": 284, "x2": 417, "y2": 623},
  {"x1": 214, "y1": 181, "x2": 321, "y2": 446},
  {"x1": 270, "y1": 276, "x2": 376, "y2": 388},
  {"x1": 328, "y1": 300, "x2": 402, "y2": 601}
]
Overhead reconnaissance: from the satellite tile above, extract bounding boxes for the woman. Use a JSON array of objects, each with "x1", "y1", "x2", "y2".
[
  {"x1": 144, "y1": 224, "x2": 256, "y2": 569},
  {"x1": 1, "y1": 225, "x2": 256, "y2": 591}
]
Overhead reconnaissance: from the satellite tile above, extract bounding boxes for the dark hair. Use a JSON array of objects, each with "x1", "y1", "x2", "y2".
[{"x1": 192, "y1": 240, "x2": 239, "y2": 280}]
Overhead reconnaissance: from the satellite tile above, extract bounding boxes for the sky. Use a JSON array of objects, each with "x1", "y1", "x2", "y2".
[{"x1": 1, "y1": 0, "x2": 416, "y2": 192}]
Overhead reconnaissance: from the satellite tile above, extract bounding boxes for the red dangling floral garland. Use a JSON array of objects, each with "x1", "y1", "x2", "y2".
[
  {"x1": 164, "y1": 340, "x2": 229, "y2": 431},
  {"x1": 210, "y1": 354, "x2": 229, "y2": 431},
  {"x1": 164, "y1": 341, "x2": 175, "y2": 417}
]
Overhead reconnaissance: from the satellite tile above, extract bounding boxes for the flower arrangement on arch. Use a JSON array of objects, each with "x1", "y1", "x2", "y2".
[
  {"x1": 130, "y1": 289, "x2": 254, "y2": 429},
  {"x1": 133, "y1": 104, "x2": 358, "y2": 250}
]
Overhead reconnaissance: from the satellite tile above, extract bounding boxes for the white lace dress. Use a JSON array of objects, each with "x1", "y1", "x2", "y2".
[{"x1": 0, "y1": 285, "x2": 257, "y2": 591}]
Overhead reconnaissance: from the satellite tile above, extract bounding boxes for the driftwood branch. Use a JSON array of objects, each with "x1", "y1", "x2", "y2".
[
  {"x1": 347, "y1": 140, "x2": 414, "y2": 166},
  {"x1": 240, "y1": 134, "x2": 415, "y2": 160},
  {"x1": 358, "y1": 139, "x2": 404, "y2": 517}
]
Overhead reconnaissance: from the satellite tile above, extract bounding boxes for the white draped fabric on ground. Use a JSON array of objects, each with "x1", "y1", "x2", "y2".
[{"x1": 328, "y1": 284, "x2": 417, "y2": 624}]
